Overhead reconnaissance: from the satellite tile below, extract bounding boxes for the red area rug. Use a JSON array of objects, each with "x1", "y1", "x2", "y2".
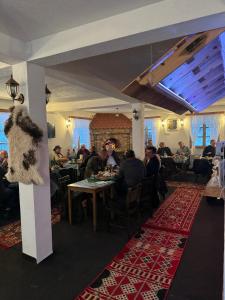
[
  {"x1": 75, "y1": 187, "x2": 202, "y2": 300},
  {"x1": 144, "y1": 187, "x2": 203, "y2": 235},
  {"x1": 77, "y1": 228, "x2": 188, "y2": 299},
  {"x1": 0, "y1": 208, "x2": 61, "y2": 249},
  {"x1": 166, "y1": 181, "x2": 205, "y2": 190}
]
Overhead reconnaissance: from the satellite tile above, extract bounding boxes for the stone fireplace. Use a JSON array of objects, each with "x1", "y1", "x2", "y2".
[{"x1": 90, "y1": 113, "x2": 132, "y2": 153}]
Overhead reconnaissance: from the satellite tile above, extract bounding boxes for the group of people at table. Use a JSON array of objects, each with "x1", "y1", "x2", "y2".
[
  {"x1": 0, "y1": 137, "x2": 217, "y2": 220},
  {"x1": 50, "y1": 138, "x2": 216, "y2": 210}
]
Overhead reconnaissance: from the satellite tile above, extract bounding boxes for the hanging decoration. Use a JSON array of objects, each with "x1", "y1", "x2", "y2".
[{"x1": 4, "y1": 105, "x2": 44, "y2": 185}]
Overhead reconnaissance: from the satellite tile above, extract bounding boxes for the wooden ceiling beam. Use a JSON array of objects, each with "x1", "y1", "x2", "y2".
[
  {"x1": 147, "y1": 27, "x2": 225, "y2": 86},
  {"x1": 163, "y1": 52, "x2": 222, "y2": 89},
  {"x1": 180, "y1": 75, "x2": 224, "y2": 99}
]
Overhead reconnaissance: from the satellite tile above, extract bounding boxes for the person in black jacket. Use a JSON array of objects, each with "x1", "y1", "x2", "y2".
[
  {"x1": 144, "y1": 146, "x2": 160, "y2": 208},
  {"x1": 202, "y1": 139, "x2": 216, "y2": 157},
  {"x1": 157, "y1": 142, "x2": 173, "y2": 157},
  {"x1": 144, "y1": 146, "x2": 160, "y2": 177}
]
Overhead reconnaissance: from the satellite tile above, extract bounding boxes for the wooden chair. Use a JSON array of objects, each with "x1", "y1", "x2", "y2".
[
  {"x1": 105, "y1": 183, "x2": 142, "y2": 238},
  {"x1": 58, "y1": 175, "x2": 71, "y2": 217}
]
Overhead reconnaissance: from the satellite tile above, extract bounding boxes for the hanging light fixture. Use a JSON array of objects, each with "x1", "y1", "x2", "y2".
[
  {"x1": 45, "y1": 84, "x2": 52, "y2": 104},
  {"x1": 5, "y1": 74, "x2": 24, "y2": 104},
  {"x1": 132, "y1": 109, "x2": 139, "y2": 120},
  {"x1": 115, "y1": 107, "x2": 119, "y2": 117}
]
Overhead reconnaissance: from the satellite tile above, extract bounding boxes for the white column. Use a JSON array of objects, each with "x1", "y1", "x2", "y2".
[
  {"x1": 132, "y1": 102, "x2": 145, "y2": 160},
  {"x1": 12, "y1": 62, "x2": 52, "y2": 263}
]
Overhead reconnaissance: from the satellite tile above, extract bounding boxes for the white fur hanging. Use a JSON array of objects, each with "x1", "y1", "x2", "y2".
[{"x1": 4, "y1": 105, "x2": 44, "y2": 185}]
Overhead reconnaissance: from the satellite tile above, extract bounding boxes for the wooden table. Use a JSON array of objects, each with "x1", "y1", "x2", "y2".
[{"x1": 67, "y1": 179, "x2": 114, "y2": 231}]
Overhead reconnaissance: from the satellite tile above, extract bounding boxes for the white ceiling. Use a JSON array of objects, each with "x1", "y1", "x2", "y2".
[
  {"x1": 0, "y1": 0, "x2": 163, "y2": 41},
  {"x1": 0, "y1": 35, "x2": 225, "y2": 115}
]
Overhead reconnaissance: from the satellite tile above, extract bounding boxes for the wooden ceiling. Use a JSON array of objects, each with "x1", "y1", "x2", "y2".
[{"x1": 122, "y1": 27, "x2": 225, "y2": 114}]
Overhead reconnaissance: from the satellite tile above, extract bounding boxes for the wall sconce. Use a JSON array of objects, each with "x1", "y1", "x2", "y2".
[
  {"x1": 161, "y1": 119, "x2": 167, "y2": 128},
  {"x1": 45, "y1": 84, "x2": 52, "y2": 104},
  {"x1": 180, "y1": 119, "x2": 184, "y2": 127},
  {"x1": 132, "y1": 109, "x2": 139, "y2": 120},
  {"x1": 5, "y1": 74, "x2": 24, "y2": 104},
  {"x1": 65, "y1": 118, "x2": 71, "y2": 128}
]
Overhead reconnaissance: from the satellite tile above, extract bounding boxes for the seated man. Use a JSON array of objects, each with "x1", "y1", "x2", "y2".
[
  {"x1": 202, "y1": 139, "x2": 216, "y2": 157},
  {"x1": 77, "y1": 144, "x2": 90, "y2": 160},
  {"x1": 85, "y1": 149, "x2": 108, "y2": 178},
  {"x1": 176, "y1": 141, "x2": 191, "y2": 157},
  {"x1": 52, "y1": 145, "x2": 68, "y2": 167},
  {"x1": 144, "y1": 146, "x2": 160, "y2": 208},
  {"x1": 144, "y1": 146, "x2": 160, "y2": 177},
  {"x1": 0, "y1": 150, "x2": 8, "y2": 173},
  {"x1": 116, "y1": 150, "x2": 145, "y2": 191},
  {"x1": 105, "y1": 140, "x2": 120, "y2": 167},
  {"x1": 157, "y1": 142, "x2": 173, "y2": 157}
]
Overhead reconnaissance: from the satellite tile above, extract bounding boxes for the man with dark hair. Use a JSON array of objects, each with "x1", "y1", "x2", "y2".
[
  {"x1": 202, "y1": 139, "x2": 216, "y2": 157},
  {"x1": 52, "y1": 145, "x2": 68, "y2": 167},
  {"x1": 144, "y1": 146, "x2": 160, "y2": 177},
  {"x1": 157, "y1": 142, "x2": 173, "y2": 157},
  {"x1": 144, "y1": 146, "x2": 161, "y2": 208},
  {"x1": 85, "y1": 149, "x2": 108, "y2": 178},
  {"x1": 117, "y1": 150, "x2": 145, "y2": 188}
]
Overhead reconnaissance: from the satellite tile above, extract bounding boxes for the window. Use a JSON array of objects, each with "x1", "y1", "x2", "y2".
[
  {"x1": 144, "y1": 119, "x2": 153, "y2": 145},
  {"x1": 0, "y1": 113, "x2": 9, "y2": 152},
  {"x1": 195, "y1": 124, "x2": 211, "y2": 147},
  {"x1": 144, "y1": 118, "x2": 159, "y2": 147},
  {"x1": 73, "y1": 118, "x2": 90, "y2": 149}
]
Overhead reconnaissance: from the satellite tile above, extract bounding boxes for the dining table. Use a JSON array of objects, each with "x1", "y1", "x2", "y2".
[{"x1": 67, "y1": 178, "x2": 114, "y2": 231}]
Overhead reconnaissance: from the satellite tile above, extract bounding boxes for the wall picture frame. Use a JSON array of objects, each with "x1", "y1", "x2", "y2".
[{"x1": 167, "y1": 119, "x2": 178, "y2": 130}]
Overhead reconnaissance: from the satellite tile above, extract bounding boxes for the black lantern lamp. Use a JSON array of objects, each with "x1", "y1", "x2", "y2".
[
  {"x1": 45, "y1": 84, "x2": 51, "y2": 104},
  {"x1": 5, "y1": 74, "x2": 24, "y2": 104},
  {"x1": 132, "y1": 109, "x2": 139, "y2": 120}
]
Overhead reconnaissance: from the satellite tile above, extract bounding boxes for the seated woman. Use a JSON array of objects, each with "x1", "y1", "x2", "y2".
[{"x1": 51, "y1": 145, "x2": 68, "y2": 168}]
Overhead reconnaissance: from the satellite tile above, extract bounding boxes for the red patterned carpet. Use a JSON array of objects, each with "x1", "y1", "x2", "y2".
[
  {"x1": 76, "y1": 187, "x2": 202, "y2": 300},
  {"x1": 0, "y1": 208, "x2": 61, "y2": 249},
  {"x1": 144, "y1": 187, "x2": 203, "y2": 234}
]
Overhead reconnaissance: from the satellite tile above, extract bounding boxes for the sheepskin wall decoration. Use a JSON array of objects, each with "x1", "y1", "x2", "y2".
[{"x1": 4, "y1": 105, "x2": 44, "y2": 185}]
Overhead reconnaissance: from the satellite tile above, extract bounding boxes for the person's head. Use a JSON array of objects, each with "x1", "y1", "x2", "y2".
[
  {"x1": 81, "y1": 144, "x2": 86, "y2": 150},
  {"x1": 210, "y1": 139, "x2": 216, "y2": 147},
  {"x1": 145, "y1": 146, "x2": 157, "y2": 159},
  {"x1": 90, "y1": 145, "x2": 96, "y2": 153},
  {"x1": 147, "y1": 139, "x2": 153, "y2": 146},
  {"x1": 53, "y1": 145, "x2": 61, "y2": 154},
  {"x1": 159, "y1": 142, "x2": 165, "y2": 148},
  {"x1": 125, "y1": 150, "x2": 135, "y2": 159},
  {"x1": 99, "y1": 149, "x2": 108, "y2": 161},
  {"x1": 105, "y1": 141, "x2": 113, "y2": 152},
  {"x1": 178, "y1": 141, "x2": 184, "y2": 148},
  {"x1": 0, "y1": 150, "x2": 8, "y2": 159}
]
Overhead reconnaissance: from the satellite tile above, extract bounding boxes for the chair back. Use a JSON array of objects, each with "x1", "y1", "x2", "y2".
[
  {"x1": 58, "y1": 175, "x2": 71, "y2": 190},
  {"x1": 126, "y1": 183, "x2": 142, "y2": 214}
]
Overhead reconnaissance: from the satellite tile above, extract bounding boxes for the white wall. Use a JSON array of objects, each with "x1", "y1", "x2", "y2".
[{"x1": 47, "y1": 112, "x2": 73, "y2": 155}]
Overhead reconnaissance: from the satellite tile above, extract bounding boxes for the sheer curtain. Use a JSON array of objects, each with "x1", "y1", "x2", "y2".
[
  {"x1": 144, "y1": 118, "x2": 160, "y2": 147},
  {"x1": 204, "y1": 115, "x2": 220, "y2": 141},
  {"x1": 189, "y1": 114, "x2": 222, "y2": 152},
  {"x1": 73, "y1": 118, "x2": 90, "y2": 150}
]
